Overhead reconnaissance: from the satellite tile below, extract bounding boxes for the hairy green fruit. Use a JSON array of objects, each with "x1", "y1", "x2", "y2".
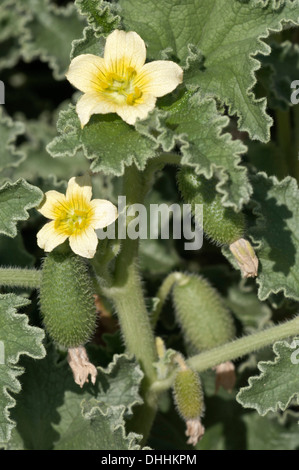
[
  {"x1": 177, "y1": 168, "x2": 245, "y2": 245},
  {"x1": 172, "y1": 275, "x2": 235, "y2": 351},
  {"x1": 39, "y1": 250, "x2": 97, "y2": 348},
  {"x1": 173, "y1": 368, "x2": 204, "y2": 421}
]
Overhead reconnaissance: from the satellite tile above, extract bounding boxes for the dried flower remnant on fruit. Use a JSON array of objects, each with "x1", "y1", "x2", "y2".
[
  {"x1": 36, "y1": 174, "x2": 118, "y2": 259},
  {"x1": 229, "y1": 238, "x2": 259, "y2": 278},
  {"x1": 186, "y1": 419, "x2": 205, "y2": 446},
  {"x1": 67, "y1": 345, "x2": 97, "y2": 388},
  {"x1": 66, "y1": 29, "x2": 183, "y2": 126},
  {"x1": 214, "y1": 361, "x2": 236, "y2": 393}
]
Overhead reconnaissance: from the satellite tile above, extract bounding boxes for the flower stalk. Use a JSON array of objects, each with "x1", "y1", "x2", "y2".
[
  {"x1": 94, "y1": 165, "x2": 158, "y2": 441},
  {"x1": 150, "y1": 316, "x2": 299, "y2": 395},
  {"x1": 0, "y1": 268, "x2": 41, "y2": 289}
]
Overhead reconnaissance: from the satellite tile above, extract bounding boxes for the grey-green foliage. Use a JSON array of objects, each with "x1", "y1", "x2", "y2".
[
  {"x1": 137, "y1": 91, "x2": 250, "y2": 211},
  {"x1": 237, "y1": 339, "x2": 299, "y2": 415},
  {"x1": 0, "y1": 294, "x2": 45, "y2": 444},
  {"x1": 0, "y1": 109, "x2": 26, "y2": 176},
  {"x1": 0, "y1": 0, "x2": 25, "y2": 71},
  {"x1": 249, "y1": 173, "x2": 299, "y2": 301},
  {"x1": 116, "y1": 0, "x2": 299, "y2": 142},
  {"x1": 257, "y1": 40, "x2": 299, "y2": 110},
  {"x1": 0, "y1": 178, "x2": 43, "y2": 237},
  {"x1": 19, "y1": 0, "x2": 86, "y2": 80},
  {"x1": 9, "y1": 112, "x2": 90, "y2": 184},
  {"x1": 5, "y1": 345, "x2": 145, "y2": 450},
  {"x1": 75, "y1": 0, "x2": 120, "y2": 33},
  {"x1": 47, "y1": 105, "x2": 158, "y2": 176}
]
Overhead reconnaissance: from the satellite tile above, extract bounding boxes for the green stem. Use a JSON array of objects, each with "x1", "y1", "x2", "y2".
[
  {"x1": 150, "y1": 316, "x2": 299, "y2": 394},
  {"x1": 276, "y1": 108, "x2": 298, "y2": 180},
  {"x1": 96, "y1": 165, "x2": 158, "y2": 441},
  {"x1": 0, "y1": 267, "x2": 41, "y2": 289},
  {"x1": 151, "y1": 271, "x2": 187, "y2": 329}
]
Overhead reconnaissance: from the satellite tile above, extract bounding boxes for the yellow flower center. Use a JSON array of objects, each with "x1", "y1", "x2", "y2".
[
  {"x1": 100, "y1": 65, "x2": 143, "y2": 106},
  {"x1": 53, "y1": 200, "x2": 94, "y2": 236}
]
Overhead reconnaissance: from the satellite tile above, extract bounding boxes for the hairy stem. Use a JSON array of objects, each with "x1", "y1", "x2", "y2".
[
  {"x1": 0, "y1": 267, "x2": 41, "y2": 289},
  {"x1": 150, "y1": 316, "x2": 299, "y2": 394},
  {"x1": 151, "y1": 271, "x2": 188, "y2": 329},
  {"x1": 97, "y1": 165, "x2": 158, "y2": 441}
]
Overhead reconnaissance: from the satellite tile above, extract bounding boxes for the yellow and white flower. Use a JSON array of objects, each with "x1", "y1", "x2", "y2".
[
  {"x1": 66, "y1": 29, "x2": 183, "y2": 126},
  {"x1": 36, "y1": 174, "x2": 118, "y2": 259}
]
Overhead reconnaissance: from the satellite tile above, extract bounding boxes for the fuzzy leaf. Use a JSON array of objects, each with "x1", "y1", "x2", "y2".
[
  {"x1": 10, "y1": 112, "x2": 89, "y2": 184},
  {"x1": 54, "y1": 404, "x2": 144, "y2": 450},
  {"x1": 225, "y1": 284, "x2": 272, "y2": 333},
  {"x1": 138, "y1": 91, "x2": 250, "y2": 210},
  {"x1": 0, "y1": 0, "x2": 25, "y2": 71},
  {"x1": 194, "y1": 382, "x2": 299, "y2": 450},
  {"x1": 71, "y1": 26, "x2": 106, "y2": 59},
  {"x1": 117, "y1": 0, "x2": 299, "y2": 142},
  {"x1": 0, "y1": 109, "x2": 26, "y2": 175},
  {"x1": 0, "y1": 178, "x2": 43, "y2": 238},
  {"x1": 0, "y1": 294, "x2": 45, "y2": 443},
  {"x1": 237, "y1": 340, "x2": 299, "y2": 415},
  {"x1": 241, "y1": 413, "x2": 299, "y2": 450},
  {"x1": 256, "y1": 40, "x2": 299, "y2": 111},
  {"x1": 249, "y1": 172, "x2": 299, "y2": 301},
  {"x1": 19, "y1": 0, "x2": 86, "y2": 80},
  {"x1": 246, "y1": 140, "x2": 288, "y2": 180},
  {"x1": 6, "y1": 345, "x2": 144, "y2": 450},
  {"x1": 75, "y1": 0, "x2": 120, "y2": 33},
  {"x1": 47, "y1": 104, "x2": 158, "y2": 176}
]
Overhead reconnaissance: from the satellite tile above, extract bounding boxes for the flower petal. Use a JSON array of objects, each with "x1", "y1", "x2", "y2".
[
  {"x1": 138, "y1": 60, "x2": 183, "y2": 97},
  {"x1": 69, "y1": 227, "x2": 98, "y2": 258},
  {"x1": 37, "y1": 190, "x2": 67, "y2": 220},
  {"x1": 90, "y1": 199, "x2": 118, "y2": 229},
  {"x1": 115, "y1": 93, "x2": 157, "y2": 125},
  {"x1": 76, "y1": 92, "x2": 117, "y2": 127},
  {"x1": 66, "y1": 174, "x2": 93, "y2": 204},
  {"x1": 37, "y1": 221, "x2": 68, "y2": 252},
  {"x1": 104, "y1": 30, "x2": 146, "y2": 72},
  {"x1": 66, "y1": 54, "x2": 106, "y2": 93}
]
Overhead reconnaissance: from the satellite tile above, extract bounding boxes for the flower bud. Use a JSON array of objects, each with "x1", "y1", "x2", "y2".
[{"x1": 229, "y1": 238, "x2": 258, "y2": 278}]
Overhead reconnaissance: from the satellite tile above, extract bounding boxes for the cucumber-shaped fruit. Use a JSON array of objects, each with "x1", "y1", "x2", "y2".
[
  {"x1": 39, "y1": 250, "x2": 97, "y2": 348},
  {"x1": 177, "y1": 168, "x2": 245, "y2": 245},
  {"x1": 173, "y1": 367, "x2": 204, "y2": 422},
  {"x1": 172, "y1": 275, "x2": 235, "y2": 351}
]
